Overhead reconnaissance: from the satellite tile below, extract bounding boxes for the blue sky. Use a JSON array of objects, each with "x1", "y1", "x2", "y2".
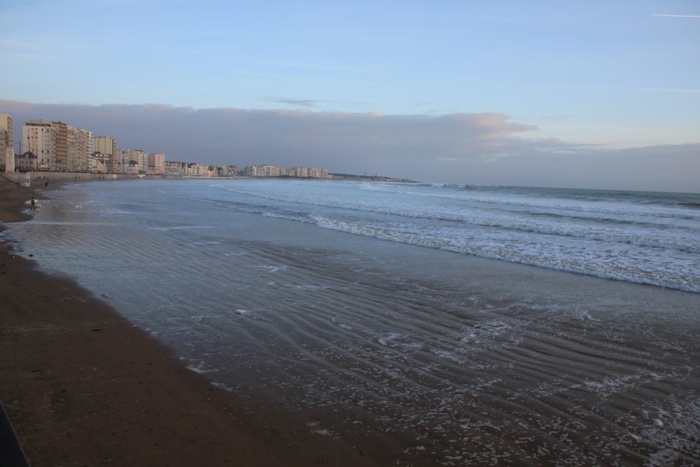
[{"x1": 1, "y1": 0, "x2": 699, "y2": 191}]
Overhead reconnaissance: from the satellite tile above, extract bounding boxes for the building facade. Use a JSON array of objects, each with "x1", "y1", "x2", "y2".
[
  {"x1": 148, "y1": 153, "x2": 165, "y2": 175},
  {"x1": 0, "y1": 113, "x2": 13, "y2": 173},
  {"x1": 244, "y1": 164, "x2": 329, "y2": 179},
  {"x1": 68, "y1": 126, "x2": 93, "y2": 172},
  {"x1": 94, "y1": 136, "x2": 117, "y2": 172},
  {"x1": 22, "y1": 120, "x2": 93, "y2": 172},
  {"x1": 23, "y1": 120, "x2": 56, "y2": 170}
]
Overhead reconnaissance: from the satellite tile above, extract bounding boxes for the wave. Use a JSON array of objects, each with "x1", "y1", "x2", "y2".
[{"x1": 309, "y1": 214, "x2": 700, "y2": 294}]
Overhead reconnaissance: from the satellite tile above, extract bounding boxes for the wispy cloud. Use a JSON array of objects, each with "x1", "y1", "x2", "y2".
[
  {"x1": 261, "y1": 97, "x2": 319, "y2": 108},
  {"x1": 652, "y1": 14, "x2": 700, "y2": 18}
]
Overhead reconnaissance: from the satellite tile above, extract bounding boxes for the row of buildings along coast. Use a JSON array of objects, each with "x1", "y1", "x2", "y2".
[{"x1": 0, "y1": 113, "x2": 328, "y2": 179}]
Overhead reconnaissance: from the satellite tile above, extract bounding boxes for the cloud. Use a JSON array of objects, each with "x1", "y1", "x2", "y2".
[
  {"x1": 652, "y1": 14, "x2": 700, "y2": 18},
  {"x1": 2, "y1": 99, "x2": 698, "y2": 192},
  {"x1": 261, "y1": 97, "x2": 319, "y2": 108},
  {"x1": 2, "y1": 99, "x2": 535, "y2": 161}
]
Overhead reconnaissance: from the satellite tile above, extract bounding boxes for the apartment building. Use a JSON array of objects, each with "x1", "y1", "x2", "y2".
[
  {"x1": 23, "y1": 120, "x2": 55, "y2": 170},
  {"x1": 94, "y1": 136, "x2": 117, "y2": 172},
  {"x1": 131, "y1": 149, "x2": 147, "y2": 174},
  {"x1": 22, "y1": 120, "x2": 93, "y2": 172},
  {"x1": 244, "y1": 164, "x2": 329, "y2": 179},
  {"x1": 0, "y1": 113, "x2": 13, "y2": 172},
  {"x1": 186, "y1": 162, "x2": 212, "y2": 177},
  {"x1": 148, "y1": 153, "x2": 165, "y2": 175},
  {"x1": 164, "y1": 161, "x2": 187, "y2": 176},
  {"x1": 244, "y1": 164, "x2": 281, "y2": 177},
  {"x1": 66, "y1": 125, "x2": 92, "y2": 172}
]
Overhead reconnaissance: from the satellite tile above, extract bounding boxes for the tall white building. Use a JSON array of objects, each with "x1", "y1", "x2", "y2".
[
  {"x1": 66, "y1": 126, "x2": 92, "y2": 172},
  {"x1": 0, "y1": 114, "x2": 13, "y2": 173},
  {"x1": 132, "y1": 149, "x2": 147, "y2": 173},
  {"x1": 23, "y1": 120, "x2": 93, "y2": 172},
  {"x1": 23, "y1": 120, "x2": 55, "y2": 170}
]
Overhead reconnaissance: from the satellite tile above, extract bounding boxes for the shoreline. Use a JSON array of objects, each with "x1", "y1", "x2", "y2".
[
  {"x1": 6, "y1": 175, "x2": 699, "y2": 465},
  {"x1": 0, "y1": 175, "x2": 378, "y2": 466}
]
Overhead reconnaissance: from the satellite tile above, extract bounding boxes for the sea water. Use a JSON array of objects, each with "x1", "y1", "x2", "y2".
[{"x1": 7, "y1": 179, "x2": 700, "y2": 465}]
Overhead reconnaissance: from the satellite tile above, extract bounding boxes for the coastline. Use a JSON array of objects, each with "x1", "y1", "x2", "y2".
[
  {"x1": 5, "y1": 175, "x2": 699, "y2": 465},
  {"x1": 0, "y1": 176, "x2": 376, "y2": 466}
]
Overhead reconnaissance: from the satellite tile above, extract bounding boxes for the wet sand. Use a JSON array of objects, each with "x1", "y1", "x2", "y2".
[
  {"x1": 0, "y1": 176, "x2": 377, "y2": 466},
  {"x1": 5, "y1": 176, "x2": 700, "y2": 466}
]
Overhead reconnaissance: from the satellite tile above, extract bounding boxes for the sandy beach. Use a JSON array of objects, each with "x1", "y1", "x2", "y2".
[
  {"x1": 4, "y1": 176, "x2": 699, "y2": 466},
  {"x1": 0, "y1": 176, "x2": 377, "y2": 466}
]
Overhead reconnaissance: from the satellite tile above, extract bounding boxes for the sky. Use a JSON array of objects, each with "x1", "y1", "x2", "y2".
[{"x1": 1, "y1": 0, "x2": 699, "y2": 192}]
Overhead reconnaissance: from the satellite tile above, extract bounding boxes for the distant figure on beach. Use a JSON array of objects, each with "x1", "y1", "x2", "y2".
[{"x1": 30, "y1": 196, "x2": 36, "y2": 211}]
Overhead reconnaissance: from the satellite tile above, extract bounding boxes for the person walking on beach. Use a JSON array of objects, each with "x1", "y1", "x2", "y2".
[{"x1": 30, "y1": 196, "x2": 36, "y2": 211}]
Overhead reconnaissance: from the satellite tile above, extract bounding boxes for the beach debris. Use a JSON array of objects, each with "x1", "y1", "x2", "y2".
[{"x1": 307, "y1": 421, "x2": 335, "y2": 437}]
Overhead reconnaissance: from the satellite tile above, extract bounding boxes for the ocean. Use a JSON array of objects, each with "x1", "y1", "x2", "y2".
[{"x1": 7, "y1": 179, "x2": 700, "y2": 465}]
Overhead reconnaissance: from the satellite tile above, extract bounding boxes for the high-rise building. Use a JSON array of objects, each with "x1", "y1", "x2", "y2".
[
  {"x1": 148, "y1": 153, "x2": 165, "y2": 175},
  {"x1": 53, "y1": 121, "x2": 69, "y2": 171},
  {"x1": 0, "y1": 114, "x2": 13, "y2": 173},
  {"x1": 66, "y1": 126, "x2": 93, "y2": 172},
  {"x1": 23, "y1": 120, "x2": 93, "y2": 172},
  {"x1": 23, "y1": 120, "x2": 56, "y2": 170},
  {"x1": 116, "y1": 148, "x2": 147, "y2": 174},
  {"x1": 94, "y1": 136, "x2": 117, "y2": 172}
]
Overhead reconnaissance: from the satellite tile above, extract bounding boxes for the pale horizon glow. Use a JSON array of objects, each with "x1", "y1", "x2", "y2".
[{"x1": 1, "y1": 0, "x2": 699, "y2": 192}]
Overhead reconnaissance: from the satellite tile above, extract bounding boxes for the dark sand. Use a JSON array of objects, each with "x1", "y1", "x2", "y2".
[{"x1": 0, "y1": 176, "x2": 378, "y2": 466}]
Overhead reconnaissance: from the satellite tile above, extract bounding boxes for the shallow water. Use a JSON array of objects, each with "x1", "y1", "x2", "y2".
[{"x1": 8, "y1": 179, "x2": 700, "y2": 465}]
